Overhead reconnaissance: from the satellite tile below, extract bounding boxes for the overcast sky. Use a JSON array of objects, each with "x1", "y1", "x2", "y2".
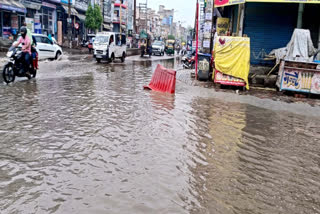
[{"x1": 136, "y1": 0, "x2": 195, "y2": 28}]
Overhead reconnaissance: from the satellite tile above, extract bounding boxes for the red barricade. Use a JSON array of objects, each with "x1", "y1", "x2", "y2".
[{"x1": 144, "y1": 64, "x2": 176, "y2": 93}]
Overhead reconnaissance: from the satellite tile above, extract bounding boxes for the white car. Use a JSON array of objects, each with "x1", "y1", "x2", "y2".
[
  {"x1": 152, "y1": 41, "x2": 165, "y2": 56},
  {"x1": 32, "y1": 34, "x2": 63, "y2": 60},
  {"x1": 93, "y1": 32, "x2": 127, "y2": 63}
]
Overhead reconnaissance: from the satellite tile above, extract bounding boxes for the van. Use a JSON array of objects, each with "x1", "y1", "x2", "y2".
[{"x1": 93, "y1": 32, "x2": 127, "y2": 63}]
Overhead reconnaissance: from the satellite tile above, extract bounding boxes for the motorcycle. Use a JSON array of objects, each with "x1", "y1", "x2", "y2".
[
  {"x1": 182, "y1": 53, "x2": 195, "y2": 69},
  {"x1": 2, "y1": 45, "x2": 37, "y2": 84}
]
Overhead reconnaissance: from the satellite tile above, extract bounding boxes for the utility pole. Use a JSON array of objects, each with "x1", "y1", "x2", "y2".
[
  {"x1": 68, "y1": 0, "x2": 72, "y2": 48},
  {"x1": 134, "y1": 0, "x2": 136, "y2": 33},
  {"x1": 101, "y1": 0, "x2": 104, "y2": 31},
  {"x1": 209, "y1": 0, "x2": 215, "y2": 54}
]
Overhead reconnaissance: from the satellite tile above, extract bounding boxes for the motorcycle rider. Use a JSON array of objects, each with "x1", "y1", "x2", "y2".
[{"x1": 14, "y1": 26, "x2": 31, "y2": 78}]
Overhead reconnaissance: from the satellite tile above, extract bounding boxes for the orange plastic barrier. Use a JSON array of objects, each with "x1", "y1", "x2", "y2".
[{"x1": 144, "y1": 64, "x2": 176, "y2": 93}]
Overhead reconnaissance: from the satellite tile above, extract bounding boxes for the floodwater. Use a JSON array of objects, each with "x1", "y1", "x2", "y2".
[{"x1": 1, "y1": 56, "x2": 320, "y2": 214}]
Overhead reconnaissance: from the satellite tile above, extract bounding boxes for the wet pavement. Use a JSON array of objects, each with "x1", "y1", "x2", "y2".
[{"x1": 1, "y1": 54, "x2": 320, "y2": 214}]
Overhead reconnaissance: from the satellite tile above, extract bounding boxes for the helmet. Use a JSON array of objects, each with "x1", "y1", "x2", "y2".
[{"x1": 20, "y1": 26, "x2": 27, "y2": 38}]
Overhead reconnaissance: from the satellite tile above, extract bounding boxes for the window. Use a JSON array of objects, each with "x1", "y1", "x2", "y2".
[
  {"x1": 109, "y1": 35, "x2": 114, "y2": 45},
  {"x1": 34, "y1": 36, "x2": 42, "y2": 43},
  {"x1": 121, "y1": 35, "x2": 126, "y2": 46},
  {"x1": 115, "y1": 34, "x2": 121, "y2": 46},
  {"x1": 41, "y1": 36, "x2": 52, "y2": 44}
]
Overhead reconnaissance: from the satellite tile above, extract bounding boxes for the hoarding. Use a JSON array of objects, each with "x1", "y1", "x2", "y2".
[{"x1": 215, "y1": 0, "x2": 320, "y2": 7}]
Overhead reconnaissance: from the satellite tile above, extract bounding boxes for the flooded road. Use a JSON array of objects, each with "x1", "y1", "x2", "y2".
[{"x1": 1, "y1": 56, "x2": 320, "y2": 214}]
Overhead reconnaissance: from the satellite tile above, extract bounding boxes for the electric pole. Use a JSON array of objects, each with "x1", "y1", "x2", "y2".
[
  {"x1": 68, "y1": 0, "x2": 71, "y2": 48},
  {"x1": 209, "y1": 0, "x2": 215, "y2": 54},
  {"x1": 134, "y1": 0, "x2": 136, "y2": 33}
]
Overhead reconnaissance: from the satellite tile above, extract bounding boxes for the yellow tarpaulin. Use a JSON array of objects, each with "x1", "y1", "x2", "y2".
[{"x1": 214, "y1": 36, "x2": 250, "y2": 89}]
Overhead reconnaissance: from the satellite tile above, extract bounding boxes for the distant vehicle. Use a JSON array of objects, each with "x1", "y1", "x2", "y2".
[
  {"x1": 152, "y1": 41, "x2": 165, "y2": 56},
  {"x1": 87, "y1": 34, "x2": 96, "y2": 54},
  {"x1": 33, "y1": 33, "x2": 63, "y2": 60},
  {"x1": 93, "y1": 32, "x2": 127, "y2": 63},
  {"x1": 166, "y1": 39, "x2": 175, "y2": 55}
]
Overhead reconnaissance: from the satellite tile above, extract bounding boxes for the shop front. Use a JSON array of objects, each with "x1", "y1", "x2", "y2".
[{"x1": 0, "y1": 0, "x2": 26, "y2": 38}]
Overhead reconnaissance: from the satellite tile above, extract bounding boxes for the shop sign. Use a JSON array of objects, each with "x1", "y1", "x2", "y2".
[
  {"x1": 24, "y1": 0, "x2": 42, "y2": 4},
  {"x1": 49, "y1": 0, "x2": 61, "y2": 3},
  {"x1": 214, "y1": 70, "x2": 246, "y2": 86},
  {"x1": 0, "y1": 4, "x2": 26, "y2": 13},
  {"x1": 215, "y1": 0, "x2": 320, "y2": 7},
  {"x1": 216, "y1": 18, "x2": 229, "y2": 35},
  {"x1": 42, "y1": 2, "x2": 56, "y2": 9},
  {"x1": 246, "y1": 0, "x2": 320, "y2": 3},
  {"x1": 75, "y1": 0, "x2": 89, "y2": 11},
  {"x1": 280, "y1": 69, "x2": 320, "y2": 94},
  {"x1": 61, "y1": 0, "x2": 72, "y2": 3},
  {"x1": 215, "y1": 0, "x2": 245, "y2": 7},
  {"x1": 34, "y1": 23, "x2": 42, "y2": 34}
]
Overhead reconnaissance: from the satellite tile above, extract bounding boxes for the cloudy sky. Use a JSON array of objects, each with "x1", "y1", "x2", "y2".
[{"x1": 136, "y1": 0, "x2": 196, "y2": 27}]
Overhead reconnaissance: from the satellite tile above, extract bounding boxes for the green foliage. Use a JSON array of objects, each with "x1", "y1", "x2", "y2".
[
  {"x1": 85, "y1": 4, "x2": 103, "y2": 31},
  {"x1": 167, "y1": 35, "x2": 175, "y2": 40}
]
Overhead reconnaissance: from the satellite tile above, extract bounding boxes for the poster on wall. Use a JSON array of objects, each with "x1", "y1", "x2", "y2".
[
  {"x1": 216, "y1": 17, "x2": 229, "y2": 35},
  {"x1": 34, "y1": 23, "x2": 42, "y2": 34}
]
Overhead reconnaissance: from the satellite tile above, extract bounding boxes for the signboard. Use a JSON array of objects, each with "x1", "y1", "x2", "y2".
[
  {"x1": 74, "y1": 0, "x2": 89, "y2": 11},
  {"x1": 205, "y1": 13, "x2": 212, "y2": 21},
  {"x1": 204, "y1": 22, "x2": 212, "y2": 33},
  {"x1": 192, "y1": 40, "x2": 197, "y2": 50},
  {"x1": 42, "y1": 2, "x2": 56, "y2": 9},
  {"x1": 61, "y1": 0, "x2": 72, "y2": 3},
  {"x1": 26, "y1": 18, "x2": 34, "y2": 33},
  {"x1": 34, "y1": 23, "x2": 42, "y2": 34},
  {"x1": 104, "y1": 0, "x2": 114, "y2": 23},
  {"x1": 280, "y1": 68, "x2": 320, "y2": 94},
  {"x1": 203, "y1": 40, "x2": 210, "y2": 48},
  {"x1": 74, "y1": 23, "x2": 79, "y2": 30},
  {"x1": 215, "y1": 0, "x2": 245, "y2": 7},
  {"x1": 246, "y1": 0, "x2": 320, "y2": 3},
  {"x1": 0, "y1": 3, "x2": 26, "y2": 13},
  {"x1": 214, "y1": 70, "x2": 246, "y2": 86},
  {"x1": 215, "y1": 0, "x2": 320, "y2": 7},
  {"x1": 216, "y1": 17, "x2": 229, "y2": 35}
]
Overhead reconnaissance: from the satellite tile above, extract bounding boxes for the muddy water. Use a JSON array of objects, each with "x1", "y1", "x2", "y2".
[{"x1": 0, "y1": 57, "x2": 320, "y2": 214}]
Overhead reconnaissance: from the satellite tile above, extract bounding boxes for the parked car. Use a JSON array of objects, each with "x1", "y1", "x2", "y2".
[
  {"x1": 152, "y1": 41, "x2": 165, "y2": 56},
  {"x1": 32, "y1": 33, "x2": 63, "y2": 60},
  {"x1": 93, "y1": 32, "x2": 127, "y2": 63}
]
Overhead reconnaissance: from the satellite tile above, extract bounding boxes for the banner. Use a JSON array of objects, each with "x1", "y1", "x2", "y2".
[{"x1": 215, "y1": 0, "x2": 320, "y2": 7}]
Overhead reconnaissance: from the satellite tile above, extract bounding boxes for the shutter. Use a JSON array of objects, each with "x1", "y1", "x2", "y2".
[{"x1": 244, "y1": 3, "x2": 298, "y2": 65}]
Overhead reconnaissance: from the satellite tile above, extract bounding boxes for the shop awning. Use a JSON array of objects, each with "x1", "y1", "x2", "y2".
[
  {"x1": 76, "y1": 13, "x2": 85, "y2": 21},
  {"x1": 62, "y1": 5, "x2": 78, "y2": 15},
  {"x1": 22, "y1": 0, "x2": 41, "y2": 11},
  {"x1": 215, "y1": 0, "x2": 320, "y2": 7},
  {"x1": 0, "y1": 0, "x2": 26, "y2": 13},
  {"x1": 103, "y1": 24, "x2": 112, "y2": 30}
]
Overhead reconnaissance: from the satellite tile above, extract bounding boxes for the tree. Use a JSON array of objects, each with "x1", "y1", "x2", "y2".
[
  {"x1": 167, "y1": 35, "x2": 175, "y2": 40},
  {"x1": 85, "y1": 4, "x2": 103, "y2": 32}
]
